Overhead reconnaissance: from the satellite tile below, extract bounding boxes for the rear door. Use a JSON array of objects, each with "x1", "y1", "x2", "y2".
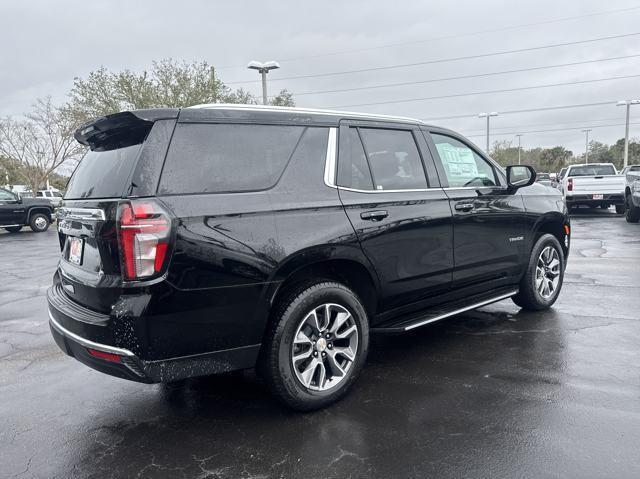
[
  {"x1": 336, "y1": 120, "x2": 453, "y2": 313},
  {"x1": 425, "y1": 130, "x2": 526, "y2": 289}
]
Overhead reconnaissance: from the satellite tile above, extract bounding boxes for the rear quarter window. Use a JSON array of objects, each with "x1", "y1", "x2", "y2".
[{"x1": 158, "y1": 123, "x2": 304, "y2": 195}]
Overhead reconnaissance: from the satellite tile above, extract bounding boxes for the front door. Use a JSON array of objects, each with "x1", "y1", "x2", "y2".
[
  {"x1": 0, "y1": 189, "x2": 24, "y2": 225},
  {"x1": 336, "y1": 122, "x2": 454, "y2": 313},
  {"x1": 426, "y1": 131, "x2": 526, "y2": 289}
]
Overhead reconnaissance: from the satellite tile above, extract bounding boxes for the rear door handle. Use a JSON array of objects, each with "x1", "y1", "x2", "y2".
[
  {"x1": 454, "y1": 203, "x2": 475, "y2": 212},
  {"x1": 360, "y1": 210, "x2": 388, "y2": 221}
]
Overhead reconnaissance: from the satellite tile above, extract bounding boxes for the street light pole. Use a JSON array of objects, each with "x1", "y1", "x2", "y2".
[
  {"x1": 247, "y1": 60, "x2": 280, "y2": 105},
  {"x1": 582, "y1": 129, "x2": 592, "y2": 164},
  {"x1": 478, "y1": 112, "x2": 498, "y2": 153},
  {"x1": 515, "y1": 134, "x2": 523, "y2": 165},
  {"x1": 616, "y1": 99, "x2": 640, "y2": 169}
]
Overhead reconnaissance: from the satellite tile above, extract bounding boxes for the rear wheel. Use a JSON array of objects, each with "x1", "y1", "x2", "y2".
[
  {"x1": 29, "y1": 213, "x2": 50, "y2": 232},
  {"x1": 261, "y1": 281, "x2": 369, "y2": 411},
  {"x1": 4, "y1": 226, "x2": 22, "y2": 233},
  {"x1": 626, "y1": 194, "x2": 640, "y2": 223},
  {"x1": 615, "y1": 204, "x2": 625, "y2": 215},
  {"x1": 513, "y1": 234, "x2": 565, "y2": 311}
]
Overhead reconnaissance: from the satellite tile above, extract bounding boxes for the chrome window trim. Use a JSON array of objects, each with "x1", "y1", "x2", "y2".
[
  {"x1": 337, "y1": 186, "x2": 441, "y2": 194},
  {"x1": 57, "y1": 207, "x2": 106, "y2": 222},
  {"x1": 324, "y1": 128, "x2": 338, "y2": 187},
  {"x1": 48, "y1": 310, "x2": 135, "y2": 357}
]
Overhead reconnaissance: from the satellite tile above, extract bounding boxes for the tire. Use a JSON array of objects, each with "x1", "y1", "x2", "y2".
[
  {"x1": 29, "y1": 213, "x2": 50, "y2": 232},
  {"x1": 512, "y1": 234, "x2": 565, "y2": 311},
  {"x1": 626, "y1": 194, "x2": 640, "y2": 223},
  {"x1": 261, "y1": 281, "x2": 369, "y2": 411},
  {"x1": 4, "y1": 226, "x2": 22, "y2": 233},
  {"x1": 615, "y1": 204, "x2": 625, "y2": 215}
]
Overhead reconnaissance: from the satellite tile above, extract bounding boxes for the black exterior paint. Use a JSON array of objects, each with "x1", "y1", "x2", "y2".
[
  {"x1": 48, "y1": 106, "x2": 570, "y2": 383},
  {"x1": 0, "y1": 188, "x2": 54, "y2": 227}
]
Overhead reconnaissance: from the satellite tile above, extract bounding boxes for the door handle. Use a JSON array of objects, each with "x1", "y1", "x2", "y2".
[
  {"x1": 360, "y1": 210, "x2": 389, "y2": 221},
  {"x1": 454, "y1": 203, "x2": 475, "y2": 212}
]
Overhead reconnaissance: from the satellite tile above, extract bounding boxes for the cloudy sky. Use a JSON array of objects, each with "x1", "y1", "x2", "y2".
[{"x1": 1, "y1": 0, "x2": 639, "y2": 154}]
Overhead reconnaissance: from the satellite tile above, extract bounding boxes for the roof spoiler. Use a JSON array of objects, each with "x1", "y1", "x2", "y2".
[{"x1": 74, "y1": 109, "x2": 179, "y2": 151}]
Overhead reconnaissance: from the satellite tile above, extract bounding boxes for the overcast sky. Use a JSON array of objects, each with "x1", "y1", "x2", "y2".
[{"x1": 1, "y1": 0, "x2": 639, "y2": 154}]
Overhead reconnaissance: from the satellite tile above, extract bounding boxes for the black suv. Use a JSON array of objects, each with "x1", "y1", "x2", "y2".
[
  {"x1": 48, "y1": 105, "x2": 570, "y2": 410},
  {"x1": 0, "y1": 187, "x2": 54, "y2": 233}
]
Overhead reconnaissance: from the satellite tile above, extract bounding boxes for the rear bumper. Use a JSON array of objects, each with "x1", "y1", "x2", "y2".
[
  {"x1": 47, "y1": 285, "x2": 261, "y2": 383},
  {"x1": 566, "y1": 194, "x2": 624, "y2": 205}
]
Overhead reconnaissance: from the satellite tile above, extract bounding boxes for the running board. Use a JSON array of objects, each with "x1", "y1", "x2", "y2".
[{"x1": 371, "y1": 287, "x2": 518, "y2": 333}]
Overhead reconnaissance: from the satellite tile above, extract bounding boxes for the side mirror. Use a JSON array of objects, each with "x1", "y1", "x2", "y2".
[
  {"x1": 15, "y1": 194, "x2": 22, "y2": 204},
  {"x1": 506, "y1": 165, "x2": 536, "y2": 191}
]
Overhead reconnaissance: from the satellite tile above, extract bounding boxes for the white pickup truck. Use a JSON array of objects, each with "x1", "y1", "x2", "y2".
[{"x1": 561, "y1": 163, "x2": 626, "y2": 214}]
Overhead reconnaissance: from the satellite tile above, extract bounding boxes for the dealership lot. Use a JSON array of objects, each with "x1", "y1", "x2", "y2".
[{"x1": 1, "y1": 209, "x2": 639, "y2": 478}]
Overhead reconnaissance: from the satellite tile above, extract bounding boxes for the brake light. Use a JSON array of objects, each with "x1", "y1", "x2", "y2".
[
  {"x1": 117, "y1": 199, "x2": 172, "y2": 280},
  {"x1": 567, "y1": 178, "x2": 573, "y2": 192}
]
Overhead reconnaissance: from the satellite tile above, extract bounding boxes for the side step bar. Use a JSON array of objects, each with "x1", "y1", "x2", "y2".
[{"x1": 371, "y1": 287, "x2": 518, "y2": 333}]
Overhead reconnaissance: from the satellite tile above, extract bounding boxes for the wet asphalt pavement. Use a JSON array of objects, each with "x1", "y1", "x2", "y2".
[{"x1": 1, "y1": 208, "x2": 639, "y2": 479}]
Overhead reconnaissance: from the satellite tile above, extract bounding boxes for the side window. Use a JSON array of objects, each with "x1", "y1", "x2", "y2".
[
  {"x1": 0, "y1": 189, "x2": 15, "y2": 201},
  {"x1": 37, "y1": 191, "x2": 44, "y2": 197},
  {"x1": 337, "y1": 127, "x2": 373, "y2": 190},
  {"x1": 431, "y1": 133, "x2": 498, "y2": 188},
  {"x1": 159, "y1": 124, "x2": 304, "y2": 195},
  {"x1": 358, "y1": 128, "x2": 428, "y2": 190}
]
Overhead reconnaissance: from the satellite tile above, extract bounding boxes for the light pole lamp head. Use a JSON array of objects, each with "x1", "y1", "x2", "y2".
[
  {"x1": 617, "y1": 99, "x2": 640, "y2": 106},
  {"x1": 247, "y1": 60, "x2": 280, "y2": 72},
  {"x1": 478, "y1": 112, "x2": 498, "y2": 118}
]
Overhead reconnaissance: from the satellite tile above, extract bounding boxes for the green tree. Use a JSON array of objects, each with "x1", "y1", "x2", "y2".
[
  {"x1": 63, "y1": 59, "x2": 296, "y2": 126},
  {"x1": 539, "y1": 146, "x2": 572, "y2": 172}
]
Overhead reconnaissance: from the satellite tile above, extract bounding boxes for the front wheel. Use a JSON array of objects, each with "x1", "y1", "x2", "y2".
[
  {"x1": 626, "y1": 194, "x2": 640, "y2": 223},
  {"x1": 261, "y1": 281, "x2": 369, "y2": 411},
  {"x1": 29, "y1": 213, "x2": 50, "y2": 232},
  {"x1": 512, "y1": 234, "x2": 565, "y2": 311}
]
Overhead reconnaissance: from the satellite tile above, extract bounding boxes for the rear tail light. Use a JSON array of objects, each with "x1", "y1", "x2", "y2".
[
  {"x1": 117, "y1": 199, "x2": 172, "y2": 280},
  {"x1": 567, "y1": 178, "x2": 573, "y2": 192}
]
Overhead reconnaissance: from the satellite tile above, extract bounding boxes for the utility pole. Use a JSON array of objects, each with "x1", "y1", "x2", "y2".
[
  {"x1": 478, "y1": 112, "x2": 498, "y2": 153},
  {"x1": 582, "y1": 129, "x2": 592, "y2": 164},
  {"x1": 247, "y1": 60, "x2": 280, "y2": 105},
  {"x1": 616, "y1": 99, "x2": 640, "y2": 169},
  {"x1": 515, "y1": 134, "x2": 523, "y2": 165}
]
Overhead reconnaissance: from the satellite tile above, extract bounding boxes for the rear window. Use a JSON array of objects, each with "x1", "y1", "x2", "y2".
[
  {"x1": 159, "y1": 124, "x2": 304, "y2": 195},
  {"x1": 537, "y1": 173, "x2": 550, "y2": 180},
  {"x1": 568, "y1": 165, "x2": 616, "y2": 177},
  {"x1": 65, "y1": 144, "x2": 142, "y2": 199}
]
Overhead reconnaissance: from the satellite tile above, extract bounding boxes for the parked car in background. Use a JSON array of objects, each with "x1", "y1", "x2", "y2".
[
  {"x1": 536, "y1": 172, "x2": 552, "y2": 186},
  {"x1": 0, "y1": 187, "x2": 54, "y2": 232},
  {"x1": 554, "y1": 167, "x2": 567, "y2": 189},
  {"x1": 561, "y1": 163, "x2": 626, "y2": 213},
  {"x1": 37, "y1": 189, "x2": 64, "y2": 208},
  {"x1": 48, "y1": 105, "x2": 570, "y2": 410},
  {"x1": 624, "y1": 165, "x2": 640, "y2": 223}
]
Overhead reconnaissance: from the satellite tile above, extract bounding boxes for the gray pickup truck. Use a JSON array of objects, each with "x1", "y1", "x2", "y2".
[
  {"x1": 0, "y1": 187, "x2": 54, "y2": 233},
  {"x1": 623, "y1": 165, "x2": 640, "y2": 223}
]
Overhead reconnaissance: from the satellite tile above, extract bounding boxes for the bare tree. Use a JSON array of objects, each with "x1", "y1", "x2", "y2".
[{"x1": 0, "y1": 97, "x2": 82, "y2": 194}]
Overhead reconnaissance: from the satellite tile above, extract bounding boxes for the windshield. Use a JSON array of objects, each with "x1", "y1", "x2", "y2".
[
  {"x1": 65, "y1": 144, "x2": 142, "y2": 199},
  {"x1": 568, "y1": 165, "x2": 616, "y2": 177}
]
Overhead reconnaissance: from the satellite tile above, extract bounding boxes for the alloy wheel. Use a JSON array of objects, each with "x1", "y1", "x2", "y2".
[
  {"x1": 291, "y1": 303, "x2": 359, "y2": 392},
  {"x1": 535, "y1": 245, "x2": 561, "y2": 299}
]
